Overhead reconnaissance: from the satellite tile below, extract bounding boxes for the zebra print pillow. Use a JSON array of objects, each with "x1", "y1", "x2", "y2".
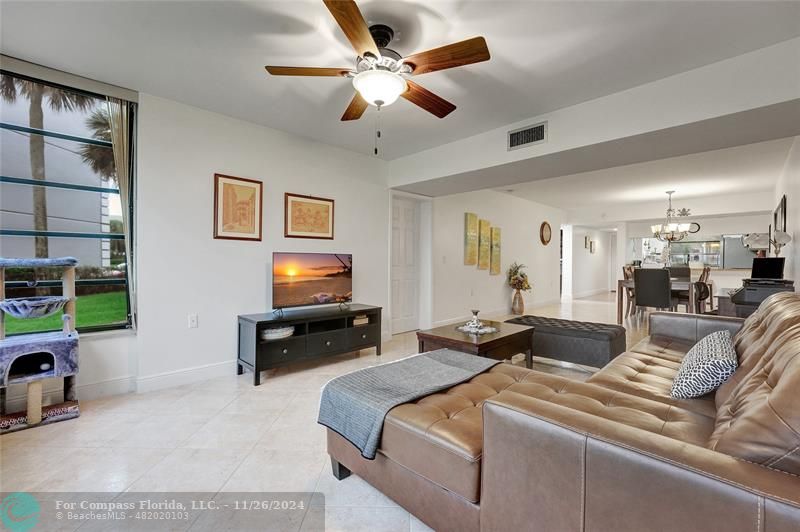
[{"x1": 670, "y1": 330, "x2": 738, "y2": 399}]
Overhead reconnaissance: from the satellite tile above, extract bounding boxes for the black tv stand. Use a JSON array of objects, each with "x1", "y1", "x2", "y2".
[{"x1": 237, "y1": 304, "x2": 382, "y2": 385}]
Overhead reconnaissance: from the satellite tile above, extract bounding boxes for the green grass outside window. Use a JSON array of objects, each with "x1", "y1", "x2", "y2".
[{"x1": 4, "y1": 291, "x2": 129, "y2": 334}]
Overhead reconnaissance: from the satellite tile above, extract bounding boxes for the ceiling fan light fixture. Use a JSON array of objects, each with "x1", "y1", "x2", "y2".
[{"x1": 352, "y1": 70, "x2": 407, "y2": 107}]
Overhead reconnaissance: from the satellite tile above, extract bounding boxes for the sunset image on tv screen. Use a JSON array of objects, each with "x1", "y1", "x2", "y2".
[{"x1": 273, "y1": 253, "x2": 352, "y2": 309}]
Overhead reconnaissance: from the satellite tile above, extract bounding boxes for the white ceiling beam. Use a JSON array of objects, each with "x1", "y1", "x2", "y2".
[{"x1": 388, "y1": 38, "x2": 800, "y2": 191}]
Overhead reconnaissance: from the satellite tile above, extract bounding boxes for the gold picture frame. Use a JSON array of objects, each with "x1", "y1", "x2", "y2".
[
  {"x1": 478, "y1": 219, "x2": 491, "y2": 270},
  {"x1": 213, "y1": 174, "x2": 263, "y2": 241},
  {"x1": 464, "y1": 212, "x2": 478, "y2": 265},
  {"x1": 284, "y1": 193, "x2": 335, "y2": 239},
  {"x1": 490, "y1": 227, "x2": 501, "y2": 275}
]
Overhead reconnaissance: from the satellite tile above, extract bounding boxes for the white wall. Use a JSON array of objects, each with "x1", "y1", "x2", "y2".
[
  {"x1": 775, "y1": 136, "x2": 800, "y2": 280},
  {"x1": 132, "y1": 95, "x2": 389, "y2": 389},
  {"x1": 430, "y1": 191, "x2": 564, "y2": 325},
  {"x1": 572, "y1": 229, "x2": 613, "y2": 298}
]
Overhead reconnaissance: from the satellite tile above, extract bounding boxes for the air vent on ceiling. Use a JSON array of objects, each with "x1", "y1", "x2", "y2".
[{"x1": 507, "y1": 121, "x2": 547, "y2": 151}]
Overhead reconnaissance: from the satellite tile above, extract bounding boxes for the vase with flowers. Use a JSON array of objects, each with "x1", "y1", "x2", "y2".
[{"x1": 506, "y1": 262, "x2": 531, "y2": 315}]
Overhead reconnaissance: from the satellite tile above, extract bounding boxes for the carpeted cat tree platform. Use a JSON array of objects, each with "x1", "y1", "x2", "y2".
[{"x1": 0, "y1": 257, "x2": 80, "y2": 433}]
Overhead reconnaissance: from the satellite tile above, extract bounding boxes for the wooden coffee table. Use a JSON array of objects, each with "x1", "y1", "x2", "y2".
[{"x1": 417, "y1": 320, "x2": 535, "y2": 369}]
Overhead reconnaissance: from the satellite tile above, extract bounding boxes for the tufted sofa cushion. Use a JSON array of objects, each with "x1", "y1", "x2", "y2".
[
  {"x1": 717, "y1": 292, "x2": 800, "y2": 407},
  {"x1": 627, "y1": 334, "x2": 695, "y2": 363},
  {"x1": 708, "y1": 292, "x2": 800, "y2": 474},
  {"x1": 586, "y1": 351, "x2": 717, "y2": 417},
  {"x1": 381, "y1": 363, "x2": 714, "y2": 503}
]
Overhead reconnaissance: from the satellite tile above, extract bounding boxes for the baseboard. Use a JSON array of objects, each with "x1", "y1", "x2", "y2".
[
  {"x1": 81, "y1": 375, "x2": 137, "y2": 400},
  {"x1": 136, "y1": 359, "x2": 236, "y2": 393},
  {"x1": 572, "y1": 288, "x2": 611, "y2": 299},
  {"x1": 3, "y1": 375, "x2": 135, "y2": 413},
  {"x1": 529, "y1": 297, "x2": 562, "y2": 308}
]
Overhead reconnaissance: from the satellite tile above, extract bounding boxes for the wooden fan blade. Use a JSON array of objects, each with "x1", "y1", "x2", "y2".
[
  {"x1": 341, "y1": 92, "x2": 368, "y2": 121},
  {"x1": 402, "y1": 36, "x2": 490, "y2": 75},
  {"x1": 401, "y1": 80, "x2": 456, "y2": 118},
  {"x1": 323, "y1": 0, "x2": 379, "y2": 58},
  {"x1": 265, "y1": 66, "x2": 351, "y2": 77}
]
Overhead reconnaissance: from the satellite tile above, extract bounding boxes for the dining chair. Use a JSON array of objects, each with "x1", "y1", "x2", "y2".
[
  {"x1": 634, "y1": 268, "x2": 676, "y2": 313},
  {"x1": 622, "y1": 265, "x2": 636, "y2": 318},
  {"x1": 675, "y1": 267, "x2": 712, "y2": 313},
  {"x1": 699, "y1": 266, "x2": 712, "y2": 311},
  {"x1": 667, "y1": 265, "x2": 691, "y2": 280}
]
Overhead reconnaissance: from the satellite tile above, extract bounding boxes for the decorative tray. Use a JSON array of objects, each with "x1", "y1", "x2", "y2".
[{"x1": 456, "y1": 324, "x2": 498, "y2": 335}]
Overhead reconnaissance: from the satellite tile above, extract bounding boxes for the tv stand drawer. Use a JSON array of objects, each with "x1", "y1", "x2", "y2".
[
  {"x1": 258, "y1": 337, "x2": 306, "y2": 367},
  {"x1": 307, "y1": 330, "x2": 347, "y2": 355},
  {"x1": 348, "y1": 325, "x2": 379, "y2": 349}
]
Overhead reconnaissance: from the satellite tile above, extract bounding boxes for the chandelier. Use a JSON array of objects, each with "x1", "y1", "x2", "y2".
[{"x1": 651, "y1": 191, "x2": 700, "y2": 242}]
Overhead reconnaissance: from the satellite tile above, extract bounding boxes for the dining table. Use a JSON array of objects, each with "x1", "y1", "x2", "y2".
[{"x1": 616, "y1": 278, "x2": 714, "y2": 324}]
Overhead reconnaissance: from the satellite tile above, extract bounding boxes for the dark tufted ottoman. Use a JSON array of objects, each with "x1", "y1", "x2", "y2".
[{"x1": 505, "y1": 315, "x2": 626, "y2": 367}]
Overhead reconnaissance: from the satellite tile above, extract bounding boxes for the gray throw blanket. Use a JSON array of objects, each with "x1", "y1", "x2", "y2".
[{"x1": 318, "y1": 349, "x2": 500, "y2": 459}]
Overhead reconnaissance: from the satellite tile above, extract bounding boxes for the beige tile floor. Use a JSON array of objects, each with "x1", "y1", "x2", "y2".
[{"x1": 0, "y1": 292, "x2": 645, "y2": 531}]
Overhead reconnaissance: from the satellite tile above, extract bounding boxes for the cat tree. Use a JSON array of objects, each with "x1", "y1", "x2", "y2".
[{"x1": 0, "y1": 257, "x2": 80, "y2": 433}]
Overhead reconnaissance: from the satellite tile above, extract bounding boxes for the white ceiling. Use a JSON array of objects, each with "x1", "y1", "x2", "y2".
[
  {"x1": 505, "y1": 137, "x2": 794, "y2": 209},
  {"x1": 2, "y1": 1, "x2": 800, "y2": 159}
]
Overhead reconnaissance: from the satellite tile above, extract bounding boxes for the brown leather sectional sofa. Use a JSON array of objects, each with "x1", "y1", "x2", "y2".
[{"x1": 326, "y1": 292, "x2": 800, "y2": 531}]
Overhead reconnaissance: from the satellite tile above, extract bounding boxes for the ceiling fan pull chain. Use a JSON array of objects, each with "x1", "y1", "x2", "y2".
[{"x1": 374, "y1": 105, "x2": 382, "y2": 156}]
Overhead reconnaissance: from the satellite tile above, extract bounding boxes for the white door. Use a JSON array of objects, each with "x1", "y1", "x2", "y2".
[{"x1": 391, "y1": 197, "x2": 420, "y2": 334}]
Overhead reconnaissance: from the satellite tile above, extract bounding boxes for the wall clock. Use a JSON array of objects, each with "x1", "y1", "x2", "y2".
[{"x1": 540, "y1": 222, "x2": 552, "y2": 245}]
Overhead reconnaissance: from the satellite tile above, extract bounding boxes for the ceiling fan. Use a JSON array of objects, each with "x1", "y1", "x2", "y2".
[{"x1": 265, "y1": 0, "x2": 491, "y2": 121}]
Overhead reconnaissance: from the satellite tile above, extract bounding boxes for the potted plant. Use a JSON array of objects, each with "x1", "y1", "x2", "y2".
[{"x1": 507, "y1": 262, "x2": 532, "y2": 315}]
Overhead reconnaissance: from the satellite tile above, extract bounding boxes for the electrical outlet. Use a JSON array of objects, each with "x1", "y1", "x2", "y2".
[{"x1": 188, "y1": 313, "x2": 198, "y2": 328}]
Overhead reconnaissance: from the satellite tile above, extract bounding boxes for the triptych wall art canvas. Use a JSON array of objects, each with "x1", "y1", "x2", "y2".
[{"x1": 464, "y1": 212, "x2": 501, "y2": 276}]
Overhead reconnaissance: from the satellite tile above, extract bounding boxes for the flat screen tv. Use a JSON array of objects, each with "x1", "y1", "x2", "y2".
[{"x1": 272, "y1": 252, "x2": 352, "y2": 309}]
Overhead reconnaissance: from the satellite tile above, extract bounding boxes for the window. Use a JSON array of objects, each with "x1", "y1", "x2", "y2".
[{"x1": 0, "y1": 72, "x2": 134, "y2": 334}]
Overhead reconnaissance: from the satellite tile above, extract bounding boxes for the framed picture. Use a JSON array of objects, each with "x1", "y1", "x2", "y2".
[
  {"x1": 464, "y1": 212, "x2": 478, "y2": 265},
  {"x1": 213, "y1": 174, "x2": 263, "y2": 241},
  {"x1": 490, "y1": 227, "x2": 501, "y2": 275},
  {"x1": 590, "y1": 241, "x2": 596, "y2": 254},
  {"x1": 774, "y1": 195, "x2": 787, "y2": 233},
  {"x1": 540, "y1": 221, "x2": 552, "y2": 245},
  {"x1": 477, "y1": 219, "x2": 491, "y2": 270},
  {"x1": 585, "y1": 236, "x2": 590, "y2": 249},
  {"x1": 285, "y1": 193, "x2": 335, "y2": 239}
]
